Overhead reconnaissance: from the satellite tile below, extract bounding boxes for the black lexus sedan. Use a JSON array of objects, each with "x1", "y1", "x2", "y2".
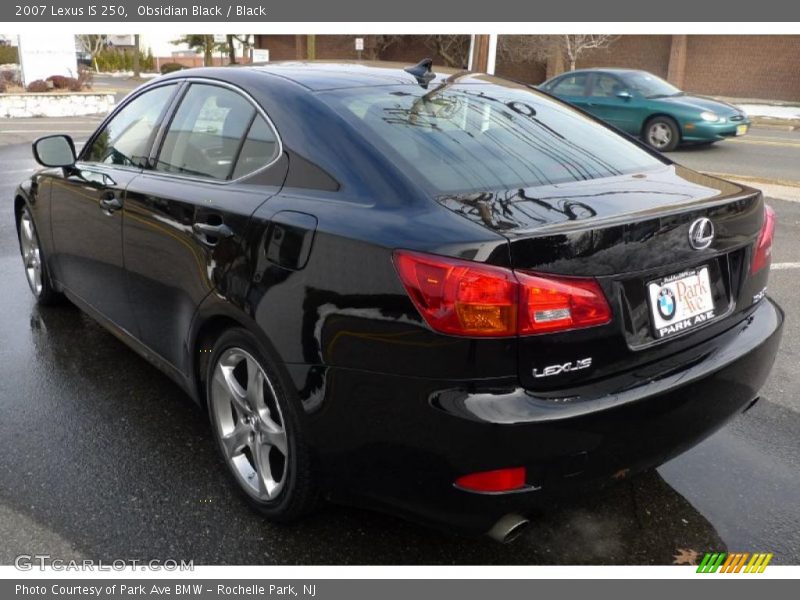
[{"x1": 14, "y1": 61, "x2": 782, "y2": 543}]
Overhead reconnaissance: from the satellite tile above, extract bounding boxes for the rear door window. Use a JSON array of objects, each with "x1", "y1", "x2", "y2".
[
  {"x1": 591, "y1": 74, "x2": 625, "y2": 98},
  {"x1": 154, "y1": 83, "x2": 257, "y2": 180}
]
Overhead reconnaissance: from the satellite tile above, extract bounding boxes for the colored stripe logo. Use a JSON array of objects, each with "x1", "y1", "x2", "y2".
[{"x1": 697, "y1": 552, "x2": 773, "y2": 573}]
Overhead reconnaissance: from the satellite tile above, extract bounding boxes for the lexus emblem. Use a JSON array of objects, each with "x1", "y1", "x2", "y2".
[{"x1": 688, "y1": 218, "x2": 714, "y2": 250}]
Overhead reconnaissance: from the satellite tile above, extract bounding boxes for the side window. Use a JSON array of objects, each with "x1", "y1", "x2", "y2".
[
  {"x1": 591, "y1": 74, "x2": 625, "y2": 98},
  {"x1": 231, "y1": 116, "x2": 280, "y2": 180},
  {"x1": 155, "y1": 83, "x2": 257, "y2": 180},
  {"x1": 551, "y1": 73, "x2": 588, "y2": 96},
  {"x1": 84, "y1": 84, "x2": 176, "y2": 167}
]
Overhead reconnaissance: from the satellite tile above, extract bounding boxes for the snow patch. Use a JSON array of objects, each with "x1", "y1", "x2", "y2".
[{"x1": 736, "y1": 103, "x2": 800, "y2": 120}]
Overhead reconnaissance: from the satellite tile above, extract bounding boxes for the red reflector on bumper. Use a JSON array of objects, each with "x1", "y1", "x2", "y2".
[{"x1": 455, "y1": 467, "x2": 527, "y2": 492}]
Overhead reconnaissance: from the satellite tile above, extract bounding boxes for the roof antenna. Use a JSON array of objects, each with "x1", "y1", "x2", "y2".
[{"x1": 404, "y1": 58, "x2": 435, "y2": 88}]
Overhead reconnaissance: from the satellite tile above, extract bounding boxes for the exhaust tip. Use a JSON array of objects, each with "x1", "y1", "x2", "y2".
[{"x1": 486, "y1": 513, "x2": 530, "y2": 544}]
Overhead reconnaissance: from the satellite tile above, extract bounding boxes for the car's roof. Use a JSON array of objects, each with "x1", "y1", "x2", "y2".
[{"x1": 164, "y1": 61, "x2": 517, "y2": 92}]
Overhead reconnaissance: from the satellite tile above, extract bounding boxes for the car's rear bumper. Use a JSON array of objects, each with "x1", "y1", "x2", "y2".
[{"x1": 301, "y1": 298, "x2": 783, "y2": 535}]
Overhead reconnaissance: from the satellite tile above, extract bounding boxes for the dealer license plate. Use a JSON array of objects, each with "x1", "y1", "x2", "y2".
[
  {"x1": 647, "y1": 266, "x2": 715, "y2": 339},
  {"x1": 736, "y1": 124, "x2": 748, "y2": 136}
]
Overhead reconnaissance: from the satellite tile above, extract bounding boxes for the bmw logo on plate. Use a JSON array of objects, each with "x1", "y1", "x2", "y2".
[{"x1": 657, "y1": 288, "x2": 676, "y2": 320}]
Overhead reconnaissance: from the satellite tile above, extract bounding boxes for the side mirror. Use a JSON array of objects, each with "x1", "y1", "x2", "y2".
[
  {"x1": 616, "y1": 90, "x2": 633, "y2": 101},
  {"x1": 33, "y1": 135, "x2": 76, "y2": 168}
]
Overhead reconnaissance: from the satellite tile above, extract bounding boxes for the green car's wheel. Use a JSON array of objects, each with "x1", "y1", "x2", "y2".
[{"x1": 644, "y1": 116, "x2": 680, "y2": 152}]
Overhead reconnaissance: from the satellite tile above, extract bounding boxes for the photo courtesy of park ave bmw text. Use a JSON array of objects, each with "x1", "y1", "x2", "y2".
[{"x1": 0, "y1": 0, "x2": 799, "y2": 594}]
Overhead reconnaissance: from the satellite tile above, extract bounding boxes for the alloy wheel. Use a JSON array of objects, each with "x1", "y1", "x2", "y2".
[
  {"x1": 210, "y1": 347, "x2": 289, "y2": 501},
  {"x1": 19, "y1": 210, "x2": 43, "y2": 296},
  {"x1": 648, "y1": 122, "x2": 672, "y2": 150}
]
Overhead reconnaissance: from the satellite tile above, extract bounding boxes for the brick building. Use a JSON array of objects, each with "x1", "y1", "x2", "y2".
[
  {"x1": 252, "y1": 35, "x2": 461, "y2": 67},
  {"x1": 253, "y1": 34, "x2": 800, "y2": 102}
]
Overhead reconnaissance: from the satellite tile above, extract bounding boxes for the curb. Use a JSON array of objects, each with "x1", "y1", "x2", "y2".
[
  {"x1": 0, "y1": 92, "x2": 115, "y2": 119},
  {"x1": 750, "y1": 119, "x2": 800, "y2": 131},
  {"x1": 705, "y1": 172, "x2": 800, "y2": 188},
  {"x1": 704, "y1": 172, "x2": 800, "y2": 203}
]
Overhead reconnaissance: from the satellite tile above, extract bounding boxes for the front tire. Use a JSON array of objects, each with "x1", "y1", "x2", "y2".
[
  {"x1": 644, "y1": 116, "x2": 680, "y2": 152},
  {"x1": 206, "y1": 328, "x2": 318, "y2": 521},
  {"x1": 17, "y1": 205, "x2": 61, "y2": 305}
]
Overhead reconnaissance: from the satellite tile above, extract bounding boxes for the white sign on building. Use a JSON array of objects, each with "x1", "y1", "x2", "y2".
[
  {"x1": 252, "y1": 49, "x2": 270, "y2": 63},
  {"x1": 17, "y1": 33, "x2": 78, "y2": 86}
]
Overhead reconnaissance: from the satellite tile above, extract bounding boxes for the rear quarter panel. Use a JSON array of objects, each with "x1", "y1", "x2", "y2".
[{"x1": 231, "y1": 190, "x2": 516, "y2": 381}]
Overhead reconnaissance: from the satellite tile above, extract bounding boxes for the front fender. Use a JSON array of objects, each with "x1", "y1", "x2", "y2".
[
  {"x1": 14, "y1": 171, "x2": 60, "y2": 282},
  {"x1": 13, "y1": 181, "x2": 33, "y2": 221}
]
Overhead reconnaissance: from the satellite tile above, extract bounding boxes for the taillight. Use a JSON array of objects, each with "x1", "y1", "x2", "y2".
[
  {"x1": 393, "y1": 250, "x2": 611, "y2": 337},
  {"x1": 751, "y1": 204, "x2": 776, "y2": 274},
  {"x1": 455, "y1": 467, "x2": 527, "y2": 493},
  {"x1": 517, "y1": 272, "x2": 612, "y2": 334},
  {"x1": 393, "y1": 250, "x2": 517, "y2": 337}
]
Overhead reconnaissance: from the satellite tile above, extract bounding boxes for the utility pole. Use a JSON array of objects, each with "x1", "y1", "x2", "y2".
[
  {"x1": 132, "y1": 34, "x2": 140, "y2": 78},
  {"x1": 306, "y1": 34, "x2": 316, "y2": 60},
  {"x1": 468, "y1": 34, "x2": 497, "y2": 73}
]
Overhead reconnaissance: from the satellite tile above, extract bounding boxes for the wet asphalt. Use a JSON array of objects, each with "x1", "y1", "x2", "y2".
[{"x1": 0, "y1": 130, "x2": 798, "y2": 565}]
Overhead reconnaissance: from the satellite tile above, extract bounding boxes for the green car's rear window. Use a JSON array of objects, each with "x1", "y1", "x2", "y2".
[{"x1": 323, "y1": 82, "x2": 665, "y2": 195}]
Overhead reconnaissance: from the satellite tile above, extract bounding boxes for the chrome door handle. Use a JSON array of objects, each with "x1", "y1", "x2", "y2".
[{"x1": 192, "y1": 222, "x2": 234, "y2": 246}]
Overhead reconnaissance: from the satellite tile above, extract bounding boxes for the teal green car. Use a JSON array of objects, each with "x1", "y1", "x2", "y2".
[{"x1": 540, "y1": 68, "x2": 751, "y2": 152}]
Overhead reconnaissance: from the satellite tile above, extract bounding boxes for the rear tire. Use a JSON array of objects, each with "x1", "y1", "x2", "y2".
[
  {"x1": 17, "y1": 205, "x2": 61, "y2": 305},
  {"x1": 643, "y1": 116, "x2": 680, "y2": 152},
  {"x1": 206, "y1": 328, "x2": 319, "y2": 521}
]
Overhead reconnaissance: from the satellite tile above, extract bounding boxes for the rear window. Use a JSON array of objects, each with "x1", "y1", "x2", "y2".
[{"x1": 323, "y1": 83, "x2": 664, "y2": 194}]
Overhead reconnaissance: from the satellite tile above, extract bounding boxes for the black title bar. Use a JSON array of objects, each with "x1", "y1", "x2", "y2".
[{"x1": 2, "y1": 0, "x2": 800, "y2": 22}]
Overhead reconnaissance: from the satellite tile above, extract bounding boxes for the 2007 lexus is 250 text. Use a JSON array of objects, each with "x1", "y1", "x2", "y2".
[{"x1": 13, "y1": 61, "x2": 783, "y2": 543}]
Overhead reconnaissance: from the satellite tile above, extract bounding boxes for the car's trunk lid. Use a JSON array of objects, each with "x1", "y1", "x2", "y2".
[{"x1": 436, "y1": 164, "x2": 767, "y2": 391}]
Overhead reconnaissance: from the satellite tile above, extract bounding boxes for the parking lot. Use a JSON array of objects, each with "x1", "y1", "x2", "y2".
[{"x1": 0, "y1": 117, "x2": 798, "y2": 565}]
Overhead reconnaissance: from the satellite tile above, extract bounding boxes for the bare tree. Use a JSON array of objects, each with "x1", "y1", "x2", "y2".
[
  {"x1": 364, "y1": 35, "x2": 402, "y2": 61},
  {"x1": 220, "y1": 35, "x2": 253, "y2": 64},
  {"x1": 173, "y1": 35, "x2": 215, "y2": 66},
  {"x1": 424, "y1": 35, "x2": 470, "y2": 68},
  {"x1": 497, "y1": 35, "x2": 555, "y2": 65},
  {"x1": 232, "y1": 35, "x2": 253, "y2": 62},
  {"x1": 497, "y1": 34, "x2": 619, "y2": 77},
  {"x1": 226, "y1": 34, "x2": 237, "y2": 64},
  {"x1": 562, "y1": 35, "x2": 619, "y2": 71},
  {"x1": 203, "y1": 35, "x2": 214, "y2": 66},
  {"x1": 77, "y1": 35, "x2": 107, "y2": 72}
]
